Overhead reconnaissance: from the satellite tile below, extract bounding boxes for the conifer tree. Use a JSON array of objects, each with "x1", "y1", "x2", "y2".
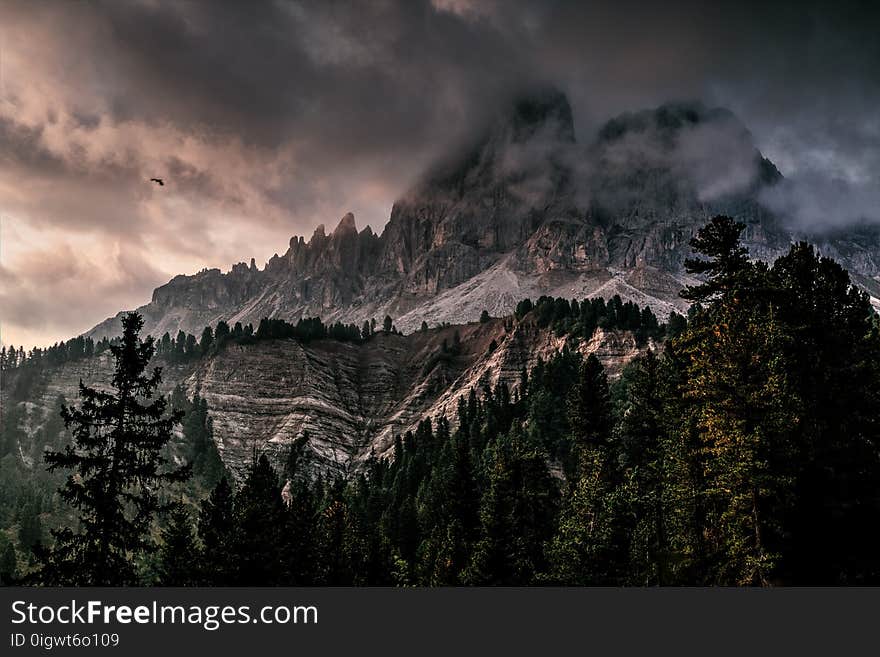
[
  {"x1": 182, "y1": 390, "x2": 225, "y2": 488},
  {"x1": 613, "y1": 350, "x2": 670, "y2": 584},
  {"x1": 680, "y1": 215, "x2": 750, "y2": 303},
  {"x1": 769, "y1": 242, "x2": 880, "y2": 582},
  {"x1": 568, "y1": 354, "x2": 612, "y2": 455},
  {"x1": 548, "y1": 354, "x2": 624, "y2": 584},
  {"x1": 36, "y1": 312, "x2": 190, "y2": 585},
  {"x1": 282, "y1": 434, "x2": 319, "y2": 584},
  {"x1": 417, "y1": 429, "x2": 479, "y2": 584},
  {"x1": 198, "y1": 477, "x2": 236, "y2": 585},
  {"x1": 672, "y1": 221, "x2": 800, "y2": 584},
  {"x1": 0, "y1": 540, "x2": 17, "y2": 585},
  {"x1": 315, "y1": 481, "x2": 355, "y2": 585},
  {"x1": 229, "y1": 454, "x2": 287, "y2": 584},
  {"x1": 18, "y1": 502, "x2": 44, "y2": 554},
  {"x1": 466, "y1": 429, "x2": 558, "y2": 585},
  {"x1": 156, "y1": 503, "x2": 200, "y2": 586}
]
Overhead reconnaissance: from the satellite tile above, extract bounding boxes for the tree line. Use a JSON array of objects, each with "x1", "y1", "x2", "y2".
[
  {"x1": 514, "y1": 294, "x2": 683, "y2": 346},
  {"x1": 1, "y1": 314, "x2": 393, "y2": 373},
  {"x1": 0, "y1": 336, "x2": 115, "y2": 372}
]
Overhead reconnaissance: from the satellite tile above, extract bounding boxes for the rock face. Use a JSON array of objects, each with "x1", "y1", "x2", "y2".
[
  {"x1": 87, "y1": 92, "x2": 880, "y2": 341},
  {"x1": 5, "y1": 318, "x2": 645, "y2": 478}
]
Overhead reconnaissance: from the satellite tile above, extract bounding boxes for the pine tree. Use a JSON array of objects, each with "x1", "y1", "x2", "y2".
[
  {"x1": 156, "y1": 503, "x2": 200, "y2": 586},
  {"x1": 197, "y1": 477, "x2": 236, "y2": 585},
  {"x1": 547, "y1": 354, "x2": 624, "y2": 584},
  {"x1": 229, "y1": 454, "x2": 288, "y2": 584},
  {"x1": 613, "y1": 350, "x2": 670, "y2": 584},
  {"x1": 18, "y1": 501, "x2": 44, "y2": 554},
  {"x1": 0, "y1": 540, "x2": 17, "y2": 585},
  {"x1": 568, "y1": 354, "x2": 611, "y2": 456},
  {"x1": 672, "y1": 224, "x2": 800, "y2": 584},
  {"x1": 199, "y1": 326, "x2": 214, "y2": 356},
  {"x1": 770, "y1": 242, "x2": 880, "y2": 582},
  {"x1": 466, "y1": 429, "x2": 558, "y2": 585},
  {"x1": 36, "y1": 312, "x2": 190, "y2": 585},
  {"x1": 680, "y1": 215, "x2": 751, "y2": 303}
]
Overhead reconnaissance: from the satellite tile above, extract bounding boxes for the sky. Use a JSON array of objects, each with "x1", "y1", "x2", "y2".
[{"x1": 1, "y1": 0, "x2": 878, "y2": 348}]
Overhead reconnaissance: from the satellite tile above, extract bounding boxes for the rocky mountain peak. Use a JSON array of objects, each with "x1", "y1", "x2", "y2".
[
  {"x1": 505, "y1": 86, "x2": 575, "y2": 144},
  {"x1": 587, "y1": 99, "x2": 782, "y2": 225},
  {"x1": 597, "y1": 101, "x2": 733, "y2": 143},
  {"x1": 415, "y1": 86, "x2": 575, "y2": 196},
  {"x1": 333, "y1": 212, "x2": 358, "y2": 236}
]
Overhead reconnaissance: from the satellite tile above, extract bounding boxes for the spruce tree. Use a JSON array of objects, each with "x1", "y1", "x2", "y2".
[
  {"x1": 770, "y1": 242, "x2": 880, "y2": 582},
  {"x1": 199, "y1": 326, "x2": 214, "y2": 356},
  {"x1": 18, "y1": 502, "x2": 44, "y2": 554},
  {"x1": 548, "y1": 354, "x2": 624, "y2": 584},
  {"x1": 568, "y1": 354, "x2": 612, "y2": 455},
  {"x1": 197, "y1": 477, "x2": 236, "y2": 585},
  {"x1": 156, "y1": 503, "x2": 200, "y2": 586},
  {"x1": 416, "y1": 430, "x2": 479, "y2": 585},
  {"x1": 0, "y1": 540, "x2": 17, "y2": 585},
  {"x1": 182, "y1": 391, "x2": 225, "y2": 488},
  {"x1": 229, "y1": 454, "x2": 288, "y2": 584},
  {"x1": 466, "y1": 429, "x2": 558, "y2": 585},
  {"x1": 283, "y1": 434, "x2": 319, "y2": 585},
  {"x1": 315, "y1": 482, "x2": 354, "y2": 585},
  {"x1": 613, "y1": 351, "x2": 670, "y2": 584},
  {"x1": 36, "y1": 312, "x2": 190, "y2": 585}
]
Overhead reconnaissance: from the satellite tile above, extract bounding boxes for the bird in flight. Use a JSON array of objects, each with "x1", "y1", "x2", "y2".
[{"x1": 150, "y1": 178, "x2": 164, "y2": 186}]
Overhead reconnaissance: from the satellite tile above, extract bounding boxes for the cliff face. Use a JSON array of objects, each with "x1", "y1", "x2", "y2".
[
  {"x1": 5, "y1": 318, "x2": 645, "y2": 478},
  {"x1": 86, "y1": 92, "x2": 880, "y2": 342}
]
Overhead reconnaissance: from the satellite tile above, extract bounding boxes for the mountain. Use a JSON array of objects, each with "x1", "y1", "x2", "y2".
[
  {"x1": 7, "y1": 316, "x2": 647, "y2": 477},
  {"x1": 10, "y1": 89, "x2": 880, "y2": 484},
  {"x1": 87, "y1": 91, "x2": 880, "y2": 342}
]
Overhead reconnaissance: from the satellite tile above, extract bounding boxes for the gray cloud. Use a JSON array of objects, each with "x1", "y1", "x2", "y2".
[
  {"x1": 761, "y1": 174, "x2": 880, "y2": 231},
  {"x1": 0, "y1": 0, "x2": 878, "y2": 346}
]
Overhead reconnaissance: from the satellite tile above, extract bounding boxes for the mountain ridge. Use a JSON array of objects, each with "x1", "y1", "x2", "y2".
[{"x1": 86, "y1": 92, "x2": 880, "y2": 341}]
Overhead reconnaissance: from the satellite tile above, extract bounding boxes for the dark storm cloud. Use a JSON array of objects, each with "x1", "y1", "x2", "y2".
[
  {"x1": 4, "y1": 0, "x2": 879, "y2": 201},
  {"x1": 21, "y1": 0, "x2": 536, "y2": 161},
  {"x1": 1, "y1": 0, "x2": 878, "y2": 346}
]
